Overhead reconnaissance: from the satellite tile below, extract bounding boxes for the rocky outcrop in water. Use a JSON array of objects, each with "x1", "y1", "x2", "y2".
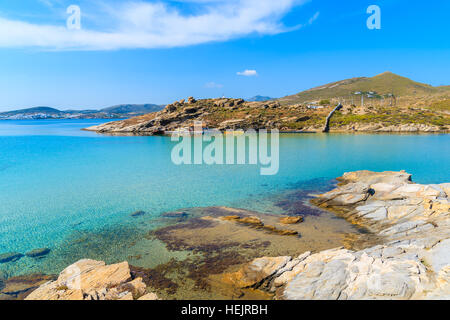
[
  {"x1": 225, "y1": 171, "x2": 450, "y2": 299},
  {"x1": 85, "y1": 98, "x2": 258, "y2": 134},
  {"x1": 26, "y1": 259, "x2": 158, "y2": 300}
]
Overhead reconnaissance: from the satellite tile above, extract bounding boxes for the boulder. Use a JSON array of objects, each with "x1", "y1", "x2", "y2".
[
  {"x1": 59, "y1": 260, "x2": 131, "y2": 291},
  {"x1": 26, "y1": 259, "x2": 157, "y2": 300},
  {"x1": 118, "y1": 277, "x2": 146, "y2": 298}
]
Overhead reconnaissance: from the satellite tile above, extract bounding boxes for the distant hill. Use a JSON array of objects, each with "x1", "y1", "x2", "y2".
[
  {"x1": 278, "y1": 72, "x2": 446, "y2": 105},
  {"x1": 247, "y1": 95, "x2": 275, "y2": 102},
  {"x1": 0, "y1": 107, "x2": 66, "y2": 117},
  {"x1": 101, "y1": 104, "x2": 163, "y2": 114},
  {"x1": 0, "y1": 104, "x2": 165, "y2": 120}
]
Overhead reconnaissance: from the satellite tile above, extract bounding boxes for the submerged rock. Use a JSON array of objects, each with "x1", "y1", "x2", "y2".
[
  {"x1": 0, "y1": 252, "x2": 24, "y2": 264},
  {"x1": 162, "y1": 211, "x2": 189, "y2": 219},
  {"x1": 0, "y1": 274, "x2": 55, "y2": 300},
  {"x1": 0, "y1": 271, "x2": 5, "y2": 291},
  {"x1": 131, "y1": 210, "x2": 146, "y2": 217},
  {"x1": 221, "y1": 215, "x2": 299, "y2": 236},
  {"x1": 223, "y1": 256, "x2": 291, "y2": 288},
  {"x1": 25, "y1": 248, "x2": 51, "y2": 258}
]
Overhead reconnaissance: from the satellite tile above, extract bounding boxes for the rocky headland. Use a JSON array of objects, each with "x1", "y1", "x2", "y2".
[
  {"x1": 224, "y1": 171, "x2": 450, "y2": 299},
  {"x1": 85, "y1": 97, "x2": 449, "y2": 135}
]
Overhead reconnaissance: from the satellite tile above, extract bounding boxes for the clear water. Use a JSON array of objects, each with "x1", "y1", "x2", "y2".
[{"x1": 0, "y1": 119, "x2": 449, "y2": 276}]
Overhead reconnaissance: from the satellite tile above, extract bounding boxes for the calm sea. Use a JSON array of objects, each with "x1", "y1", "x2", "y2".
[{"x1": 0, "y1": 119, "x2": 449, "y2": 276}]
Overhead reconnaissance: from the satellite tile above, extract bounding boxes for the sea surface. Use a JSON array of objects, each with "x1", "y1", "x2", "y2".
[{"x1": 0, "y1": 119, "x2": 449, "y2": 277}]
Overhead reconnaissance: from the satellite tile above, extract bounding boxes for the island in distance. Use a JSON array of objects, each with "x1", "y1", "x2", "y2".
[{"x1": 0, "y1": 104, "x2": 165, "y2": 120}]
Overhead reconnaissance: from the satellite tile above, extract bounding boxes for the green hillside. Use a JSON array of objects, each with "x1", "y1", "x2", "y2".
[{"x1": 278, "y1": 72, "x2": 441, "y2": 105}]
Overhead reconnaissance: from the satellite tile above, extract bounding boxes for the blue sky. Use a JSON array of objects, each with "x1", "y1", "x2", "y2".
[{"x1": 0, "y1": 0, "x2": 449, "y2": 111}]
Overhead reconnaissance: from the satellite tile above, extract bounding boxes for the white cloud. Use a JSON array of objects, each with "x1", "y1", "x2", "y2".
[
  {"x1": 205, "y1": 82, "x2": 224, "y2": 88},
  {"x1": 237, "y1": 69, "x2": 258, "y2": 77},
  {"x1": 0, "y1": 0, "x2": 312, "y2": 50}
]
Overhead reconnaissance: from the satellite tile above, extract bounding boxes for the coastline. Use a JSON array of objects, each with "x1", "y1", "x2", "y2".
[
  {"x1": 82, "y1": 97, "x2": 449, "y2": 136},
  {"x1": 224, "y1": 170, "x2": 450, "y2": 299},
  {"x1": 85, "y1": 122, "x2": 449, "y2": 135},
  {"x1": 15, "y1": 170, "x2": 450, "y2": 300}
]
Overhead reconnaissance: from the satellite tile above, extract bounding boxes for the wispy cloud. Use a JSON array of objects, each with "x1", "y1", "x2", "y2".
[
  {"x1": 37, "y1": 0, "x2": 54, "y2": 8},
  {"x1": 308, "y1": 11, "x2": 320, "y2": 25},
  {"x1": 205, "y1": 82, "x2": 224, "y2": 89},
  {"x1": 0, "y1": 0, "x2": 312, "y2": 51},
  {"x1": 237, "y1": 69, "x2": 258, "y2": 77}
]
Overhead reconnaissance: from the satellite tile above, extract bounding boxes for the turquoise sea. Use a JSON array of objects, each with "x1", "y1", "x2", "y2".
[{"x1": 0, "y1": 119, "x2": 449, "y2": 277}]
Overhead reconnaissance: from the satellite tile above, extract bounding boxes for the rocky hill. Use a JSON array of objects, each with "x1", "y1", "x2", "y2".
[
  {"x1": 86, "y1": 94, "x2": 449, "y2": 134},
  {"x1": 85, "y1": 72, "x2": 449, "y2": 134}
]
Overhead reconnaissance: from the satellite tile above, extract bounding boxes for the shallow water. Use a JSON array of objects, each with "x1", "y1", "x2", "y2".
[{"x1": 0, "y1": 120, "x2": 449, "y2": 278}]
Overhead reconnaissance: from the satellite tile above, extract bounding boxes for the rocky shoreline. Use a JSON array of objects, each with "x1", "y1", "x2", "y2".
[
  {"x1": 84, "y1": 98, "x2": 449, "y2": 135},
  {"x1": 224, "y1": 171, "x2": 450, "y2": 299},
  {"x1": 17, "y1": 170, "x2": 450, "y2": 300}
]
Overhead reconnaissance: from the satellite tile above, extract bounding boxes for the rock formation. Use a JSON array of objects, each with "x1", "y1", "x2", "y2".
[
  {"x1": 25, "y1": 259, "x2": 158, "y2": 300},
  {"x1": 224, "y1": 171, "x2": 449, "y2": 299}
]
